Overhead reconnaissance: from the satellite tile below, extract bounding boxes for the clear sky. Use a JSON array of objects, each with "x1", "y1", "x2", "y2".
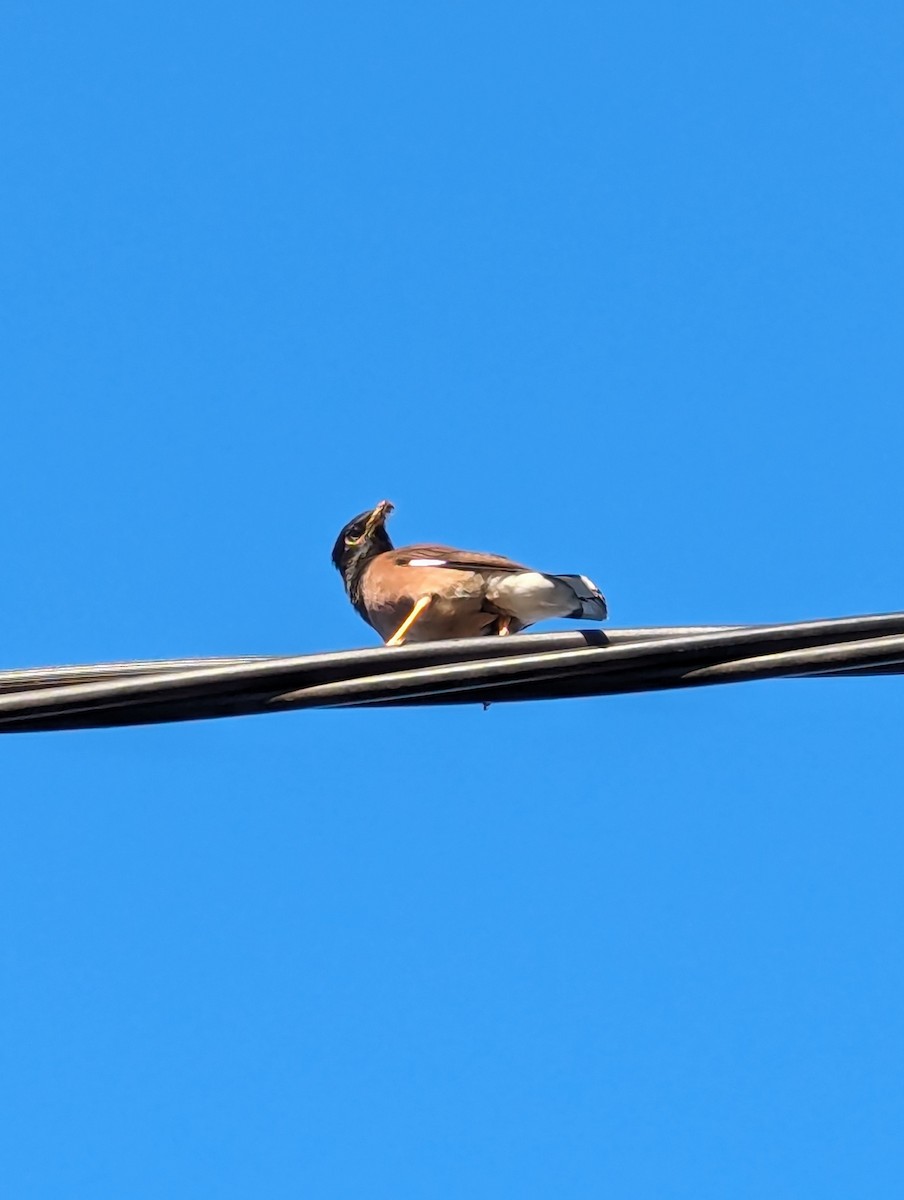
[{"x1": 2, "y1": 1, "x2": 903, "y2": 1196}]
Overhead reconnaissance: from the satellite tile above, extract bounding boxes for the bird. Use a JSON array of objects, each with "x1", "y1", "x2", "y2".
[{"x1": 331, "y1": 500, "x2": 607, "y2": 645}]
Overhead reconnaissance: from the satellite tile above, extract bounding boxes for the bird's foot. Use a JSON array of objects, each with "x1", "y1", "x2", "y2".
[{"x1": 386, "y1": 595, "x2": 433, "y2": 646}]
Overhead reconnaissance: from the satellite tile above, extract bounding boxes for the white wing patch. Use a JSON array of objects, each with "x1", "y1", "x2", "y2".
[{"x1": 405, "y1": 557, "x2": 448, "y2": 567}]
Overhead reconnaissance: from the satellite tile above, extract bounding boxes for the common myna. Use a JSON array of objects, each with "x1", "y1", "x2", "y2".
[{"x1": 332, "y1": 500, "x2": 607, "y2": 645}]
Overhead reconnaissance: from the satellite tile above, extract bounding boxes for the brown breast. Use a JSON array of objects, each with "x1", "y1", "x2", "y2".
[{"x1": 358, "y1": 544, "x2": 530, "y2": 642}]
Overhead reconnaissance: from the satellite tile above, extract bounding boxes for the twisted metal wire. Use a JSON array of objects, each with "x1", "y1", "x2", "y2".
[{"x1": 1, "y1": 611, "x2": 902, "y2": 732}]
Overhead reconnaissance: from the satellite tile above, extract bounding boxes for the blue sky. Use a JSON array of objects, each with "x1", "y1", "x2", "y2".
[{"x1": 2, "y1": 1, "x2": 903, "y2": 1195}]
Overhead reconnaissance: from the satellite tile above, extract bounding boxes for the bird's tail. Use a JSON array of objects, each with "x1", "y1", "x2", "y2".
[{"x1": 552, "y1": 574, "x2": 608, "y2": 621}]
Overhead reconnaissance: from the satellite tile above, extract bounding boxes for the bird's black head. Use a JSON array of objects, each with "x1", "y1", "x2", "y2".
[{"x1": 331, "y1": 499, "x2": 395, "y2": 596}]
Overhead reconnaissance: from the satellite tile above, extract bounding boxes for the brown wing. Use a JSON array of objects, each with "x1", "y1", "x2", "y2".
[
  {"x1": 357, "y1": 548, "x2": 518, "y2": 641},
  {"x1": 391, "y1": 543, "x2": 532, "y2": 573}
]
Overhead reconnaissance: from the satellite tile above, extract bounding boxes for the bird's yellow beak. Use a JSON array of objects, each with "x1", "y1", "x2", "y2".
[{"x1": 365, "y1": 499, "x2": 394, "y2": 538}]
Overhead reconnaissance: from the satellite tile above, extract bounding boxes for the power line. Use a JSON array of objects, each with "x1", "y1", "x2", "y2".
[{"x1": 1, "y1": 611, "x2": 902, "y2": 732}]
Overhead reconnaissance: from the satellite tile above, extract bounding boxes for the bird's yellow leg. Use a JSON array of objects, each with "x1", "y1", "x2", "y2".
[
  {"x1": 496, "y1": 617, "x2": 511, "y2": 637},
  {"x1": 386, "y1": 596, "x2": 433, "y2": 646}
]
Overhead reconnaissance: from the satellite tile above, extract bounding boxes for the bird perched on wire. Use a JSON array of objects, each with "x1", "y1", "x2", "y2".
[{"x1": 332, "y1": 500, "x2": 607, "y2": 645}]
